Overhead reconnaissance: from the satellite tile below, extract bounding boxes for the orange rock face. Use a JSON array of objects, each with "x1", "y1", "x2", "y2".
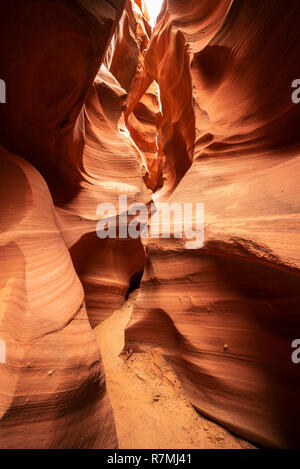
[
  {"x1": 0, "y1": 0, "x2": 129, "y2": 449},
  {"x1": 0, "y1": 149, "x2": 117, "y2": 448},
  {"x1": 124, "y1": 0, "x2": 300, "y2": 449},
  {"x1": 1, "y1": 0, "x2": 300, "y2": 450}
]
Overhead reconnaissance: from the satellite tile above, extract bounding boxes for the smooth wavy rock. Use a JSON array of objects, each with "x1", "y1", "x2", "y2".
[
  {"x1": 0, "y1": 0, "x2": 130, "y2": 448},
  {"x1": 0, "y1": 0, "x2": 126, "y2": 202},
  {"x1": 0, "y1": 148, "x2": 117, "y2": 448},
  {"x1": 106, "y1": 0, "x2": 165, "y2": 191},
  {"x1": 55, "y1": 63, "x2": 149, "y2": 326},
  {"x1": 105, "y1": 0, "x2": 151, "y2": 92},
  {"x1": 52, "y1": 2, "x2": 152, "y2": 327},
  {"x1": 1, "y1": 0, "x2": 300, "y2": 450},
  {"x1": 0, "y1": 0, "x2": 149, "y2": 331},
  {"x1": 126, "y1": 81, "x2": 165, "y2": 192},
  {"x1": 125, "y1": 0, "x2": 300, "y2": 448}
]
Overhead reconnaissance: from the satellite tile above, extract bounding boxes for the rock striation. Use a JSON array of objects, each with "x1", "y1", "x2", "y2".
[
  {"x1": 124, "y1": 0, "x2": 300, "y2": 448},
  {"x1": 0, "y1": 0, "x2": 300, "y2": 449},
  {"x1": 0, "y1": 0, "x2": 131, "y2": 449}
]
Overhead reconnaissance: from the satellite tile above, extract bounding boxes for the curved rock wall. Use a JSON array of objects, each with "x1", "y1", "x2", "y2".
[
  {"x1": 124, "y1": 0, "x2": 300, "y2": 448},
  {"x1": 1, "y1": 0, "x2": 300, "y2": 449},
  {"x1": 0, "y1": 148, "x2": 117, "y2": 448},
  {"x1": 0, "y1": 0, "x2": 129, "y2": 449}
]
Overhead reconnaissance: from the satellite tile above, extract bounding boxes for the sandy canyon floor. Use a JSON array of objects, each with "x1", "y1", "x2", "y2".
[{"x1": 94, "y1": 294, "x2": 256, "y2": 449}]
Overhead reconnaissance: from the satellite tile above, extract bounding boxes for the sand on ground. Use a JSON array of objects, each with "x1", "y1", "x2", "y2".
[{"x1": 94, "y1": 295, "x2": 256, "y2": 449}]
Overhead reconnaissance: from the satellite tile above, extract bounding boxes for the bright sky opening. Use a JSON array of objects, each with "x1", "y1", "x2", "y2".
[{"x1": 144, "y1": 0, "x2": 164, "y2": 27}]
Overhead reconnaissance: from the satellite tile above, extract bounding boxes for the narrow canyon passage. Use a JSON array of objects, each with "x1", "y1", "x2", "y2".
[
  {"x1": 91, "y1": 2, "x2": 255, "y2": 447},
  {"x1": 94, "y1": 294, "x2": 254, "y2": 449},
  {"x1": 0, "y1": 0, "x2": 299, "y2": 450}
]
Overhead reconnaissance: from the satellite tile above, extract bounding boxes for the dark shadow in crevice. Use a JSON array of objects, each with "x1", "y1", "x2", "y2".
[{"x1": 126, "y1": 269, "x2": 144, "y2": 300}]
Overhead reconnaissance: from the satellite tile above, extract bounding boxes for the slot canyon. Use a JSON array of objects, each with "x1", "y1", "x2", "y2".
[{"x1": 0, "y1": 0, "x2": 300, "y2": 450}]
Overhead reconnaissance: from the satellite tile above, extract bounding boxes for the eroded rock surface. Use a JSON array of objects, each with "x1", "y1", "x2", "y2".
[
  {"x1": 0, "y1": 0, "x2": 128, "y2": 449},
  {"x1": 0, "y1": 0, "x2": 299, "y2": 449},
  {"x1": 124, "y1": 0, "x2": 300, "y2": 449}
]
